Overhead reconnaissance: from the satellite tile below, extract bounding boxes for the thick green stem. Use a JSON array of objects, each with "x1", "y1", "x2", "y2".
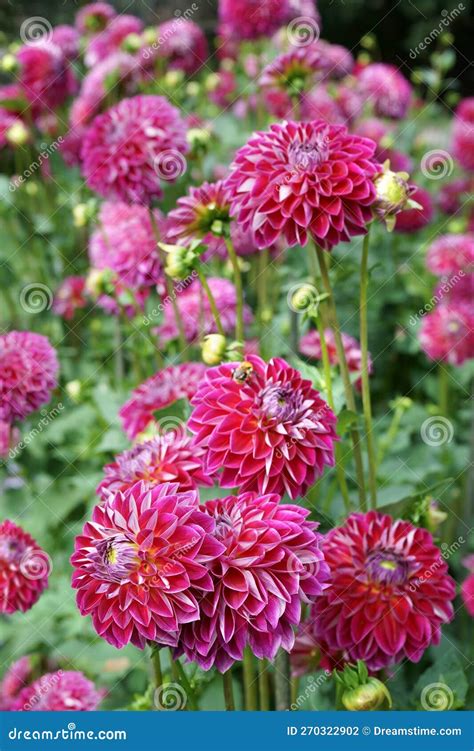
[
  {"x1": 439, "y1": 365, "x2": 449, "y2": 416},
  {"x1": 225, "y1": 236, "x2": 244, "y2": 342},
  {"x1": 196, "y1": 267, "x2": 225, "y2": 336},
  {"x1": 151, "y1": 647, "x2": 163, "y2": 711},
  {"x1": 175, "y1": 659, "x2": 198, "y2": 711},
  {"x1": 258, "y1": 659, "x2": 270, "y2": 711},
  {"x1": 243, "y1": 647, "x2": 258, "y2": 710},
  {"x1": 360, "y1": 231, "x2": 378, "y2": 509},
  {"x1": 274, "y1": 650, "x2": 291, "y2": 710},
  {"x1": 222, "y1": 670, "x2": 235, "y2": 711},
  {"x1": 314, "y1": 243, "x2": 367, "y2": 510}
]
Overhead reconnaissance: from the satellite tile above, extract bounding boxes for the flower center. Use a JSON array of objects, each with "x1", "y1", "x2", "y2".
[
  {"x1": 288, "y1": 134, "x2": 330, "y2": 172},
  {"x1": 92, "y1": 534, "x2": 139, "y2": 583},
  {"x1": 0, "y1": 536, "x2": 26, "y2": 566},
  {"x1": 366, "y1": 551, "x2": 409, "y2": 586},
  {"x1": 259, "y1": 383, "x2": 301, "y2": 422}
]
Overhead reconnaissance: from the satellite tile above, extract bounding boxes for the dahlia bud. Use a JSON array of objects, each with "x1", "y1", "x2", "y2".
[
  {"x1": 201, "y1": 334, "x2": 227, "y2": 365},
  {"x1": 164, "y1": 70, "x2": 184, "y2": 88},
  {"x1": 186, "y1": 82, "x2": 200, "y2": 98},
  {"x1": 5, "y1": 121, "x2": 30, "y2": 147},
  {"x1": 66, "y1": 380, "x2": 82, "y2": 402},
  {"x1": 1, "y1": 53, "x2": 17, "y2": 73},
  {"x1": 205, "y1": 73, "x2": 220, "y2": 92},
  {"x1": 73, "y1": 200, "x2": 96, "y2": 228},
  {"x1": 342, "y1": 678, "x2": 392, "y2": 711},
  {"x1": 291, "y1": 284, "x2": 319, "y2": 313},
  {"x1": 143, "y1": 27, "x2": 157, "y2": 45},
  {"x1": 425, "y1": 500, "x2": 448, "y2": 532},
  {"x1": 373, "y1": 160, "x2": 421, "y2": 231},
  {"x1": 86, "y1": 268, "x2": 111, "y2": 298},
  {"x1": 122, "y1": 33, "x2": 142, "y2": 53},
  {"x1": 160, "y1": 243, "x2": 198, "y2": 280},
  {"x1": 187, "y1": 128, "x2": 211, "y2": 154}
]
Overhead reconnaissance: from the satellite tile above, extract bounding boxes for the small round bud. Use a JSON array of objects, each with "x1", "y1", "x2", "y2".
[
  {"x1": 291, "y1": 284, "x2": 318, "y2": 313},
  {"x1": 161, "y1": 243, "x2": 197, "y2": 280},
  {"x1": 342, "y1": 679, "x2": 392, "y2": 711},
  {"x1": 122, "y1": 33, "x2": 142, "y2": 53},
  {"x1": 143, "y1": 27, "x2": 157, "y2": 45},
  {"x1": 187, "y1": 128, "x2": 211, "y2": 152},
  {"x1": 66, "y1": 380, "x2": 82, "y2": 402},
  {"x1": 205, "y1": 73, "x2": 220, "y2": 92},
  {"x1": 73, "y1": 203, "x2": 88, "y2": 228},
  {"x1": 164, "y1": 70, "x2": 184, "y2": 88},
  {"x1": 1, "y1": 53, "x2": 18, "y2": 73},
  {"x1": 186, "y1": 82, "x2": 200, "y2": 97},
  {"x1": 201, "y1": 334, "x2": 227, "y2": 365},
  {"x1": 6, "y1": 121, "x2": 30, "y2": 147}
]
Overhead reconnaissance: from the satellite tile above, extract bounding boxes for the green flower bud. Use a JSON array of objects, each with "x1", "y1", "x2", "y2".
[
  {"x1": 374, "y1": 161, "x2": 420, "y2": 231},
  {"x1": 187, "y1": 128, "x2": 211, "y2": 152},
  {"x1": 122, "y1": 33, "x2": 142, "y2": 53},
  {"x1": 186, "y1": 82, "x2": 200, "y2": 98},
  {"x1": 342, "y1": 678, "x2": 392, "y2": 711},
  {"x1": 164, "y1": 70, "x2": 184, "y2": 88},
  {"x1": 66, "y1": 380, "x2": 82, "y2": 402},
  {"x1": 143, "y1": 27, "x2": 157, "y2": 45},
  {"x1": 6, "y1": 121, "x2": 30, "y2": 147},
  {"x1": 201, "y1": 334, "x2": 227, "y2": 365},
  {"x1": 291, "y1": 284, "x2": 318, "y2": 313},
  {"x1": 1, "y1": 53, "x2": 18, "y2": 73},
  {"x1": 160, "y1": 243, "x2": 197, "y2": 280}
]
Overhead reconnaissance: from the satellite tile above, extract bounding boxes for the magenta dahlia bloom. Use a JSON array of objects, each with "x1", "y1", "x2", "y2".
[
  {"x1": 12, "y1": 671, "x2": 103, "y2": 711},
  {"x1": 75, "y1": 2, "x2": 116, "y2": 33},
  {"x1": 226, "y1": 120, "x2": 380, "y2": 250},
  {"x1": 155, "y1": 20, "x2": 209, "y2": 76},
  {"x1": 188, "y1": 355, "x2": 337, "y2": 499},
  {"x1": 312, "y1": 511, "x2": 456, "y2": 670},
  {"x1": 315, "y1": 41, "x2": 354, "y2": 79},
  {"x1": 71, "y1": 52, "x2": 139, "y2": 128},
  {"x1": 357, "y1": 63, "x2": 412, "y2": 119},
  {"x1": 71, "y1": 482, "x2": 224, "y2": 649},
  {"x1": 53, "y1": 276, "x2": 88, "y2": 320},
  {"x1": 301, "y1": 87, "x2": 345, "y2": 124},
  {"x1": 434, "y1": 274, "x2": 473, "y2": 305},
  {"x1": 219, "y1": 0, "x2": 291, "y2": 41},
  {"x1": 97, "y1": 433, "x2": 213, "y2": 500},
  {"x1": 17, "y1": 42, "x2": 77, "y2": 114},
  {"x1": 51, "y1": 25, "x2": 80, "y2": 60},
  {"x1": 155, "y1": 277, "x2": 253, "y2": 345},
  {"x1": 0, "y1": 657, "x2": 33, "y2": 710},
  {"x1": 394, "y1": 186, "x2": 434, "y2": 233},
  {"x1": 461, "y1": 555, "x2": 474, "y2": 617},
  {"x1": 419, "y1": 303, "x2": 474, "y2": 366},
  {"x1": 89, "y1": 201, "x2": 163, "y2": 290},
  {"x1": 120, "y1": 363, "x2": 207, "y2": 440},
  {"x1": 0, "y1": 520, "x2": 50, "y2": 614},
  {"x1": 80, "y1": 95, "x2": 188, "y2": 205},
  {"x1": 259, "y1": 46, "x2": 325, "y2": 117},
  {"x1": 0, "y1": 421, "x2": 19, "y2": 458},
  {"x1": 452, "y1": 98, "x2": 474, "y2": 172},
  {"x1": 426, "y1": 234, "x2": 474, "y2": 276},
  {"x1": 299, "y1": 328, "x2": 372, "y2": 390},
  {"x1": 438, "y1": 177, "x2": 473, "y2": 215},
  {"x1": 176, "y1": 491, "x2": 329, "y2": 671},
  {"x1": 85, "y1": 15, "x2": 143, "y2": 67},
  {"x1": 166, "y1": 181, "x2": 231, "y2": 257},
  {"x1": 0, "y1": 331, "x2": 58, "y2": 422}
]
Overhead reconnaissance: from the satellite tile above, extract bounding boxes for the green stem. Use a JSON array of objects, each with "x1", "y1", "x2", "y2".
[
  {"x1": 439, "y1": 364, "x2": 449, "y2": 416},
  {"x1": 360, "y1": 230, "x2": 378, "y2": 509},
  {"x1": 225, "y1": 236, "x2": 244, "y2": 342},
  {"x1": 222, "y1": 670, "x2": 235, "y2": 711},
  {"x1": 243, "y1": 647, "x2": 258, "y2": 710},
  {"x1": 274, "y1": 650, "x2": 291, "y2": 710},
  {"x1": 196, "y1": 267, "x2": 225, "y2": 336},
  {"x1": 175, "y1": 659, "x2": 198, "y2": 711},
  {"x1": 314, "y1": 243, "x2": 367, "y2": 510},
  {"x1": 151, "y1": 647, "x2": 163, "y2": 706},
  {"x1": 149, "y1": 208, "x2": 187, "y2": 354},
  {"x1": 258, "y1": 659, "x2": 270, "y2": 711}
]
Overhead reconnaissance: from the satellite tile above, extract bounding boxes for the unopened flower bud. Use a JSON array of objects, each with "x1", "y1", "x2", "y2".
[
  {"x1": 342, "y1": 678, "x2": 392, "y2": 711},
  {"x1": 187, "y1": 128, "x2": 211, "y2": 152},
  {"x1": 291, "y1": 284, "x2": 318, "y2": 313},
  {"x1": 66, "y1": 380, "x2": 82, "y2": 402},
  {"x1": 6, "y1": 121, "x2": 30, "y2": 147},
  {"x1": 205, "y1": 73, "x2": 220, "y2": 92},
  {"x1": 73, "y1": 203, "x2": 88, "y2": 228},
  {"x1": 186, "y1": 82, "x2": 200, "y2": 97},
  {"x1": 143, "y1": 27, "x2": 157, "y2": 45},
  {"x1": 160, "y1": 243, "x2": 197, "y2": 280},
  {"x1": 374, "y1": 161, "x2": 420, "y2": 231},
  {"x1": 122, "y1": 33, "x2": 142, "y2": 53},
  {"x1": 164, "y1": 70, "x2": 184, "y2": 88},
  {"x1": 1, "y1": 53, "x2": 18, "y2": 73},
  {"x1": 425, "y1": 500, "x2": 448, "y2": 533},
  {"x1": 86, "y1": 268, "x2": 110, "y2": 298},
  {"x1": 201, "y1": 334, "x2": 227, "y2": 365}
]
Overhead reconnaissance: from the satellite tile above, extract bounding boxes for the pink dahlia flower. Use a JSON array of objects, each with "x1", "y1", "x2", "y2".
[
  {"x1": 357, "y1": 63, "x2": 412, "y2": 119},
  {"x1": 218, "y1": 0, "x2": 291, "y2": 41},
  {"x1": 301, "y1": 87, "x2": 345, "y2": 124},
  {"x1": 312, "y1": 511, "x2": 456, "y2": 670},
  {"x1": 59, "y1": 126, "x2": 87, "y2": 167},
  {"x1": 452, "y1": 98, "x2": 474, "y2": 172},
  {"x1": 188, "y1": 354, "x2": 337, "y2": 499},
  {"x1": 156, "y1": 277, "x2": 252, "y2": 345},
  {"x1": 120, "y1": 363, "x2": 207, "y2": 440},
  {"x1": 155, "y1": 20, "x2": 209, "y2": 76},
  {"x1": 53, "y1": 276, "x2": 88, "y2": 320},
  {"x1": 226, "y1": 120, "x2": 380, "y2": 250},
  {"x1": 259, "y1": 46, "x2": 325, "y2": 117},
  {"x1": 17, "y1": 42, "x2": 77, "y2": 114},
  {"x1": 438, "y1": 177, "x2": 473, "y2": 215},
  {"x1": 434, "y1": 274, "x2": 473, "y2": 305},
  {"x1": 0, "y1": 657, "x2": 33, "y2": 710},
  {"x1": 426, "y1": 234, "x2": 474, "y2": 276},
  {"x1": 209, "y1": 70, "x2": 237, "y2": 107},
  {"x1": 176, "y1": 492, "x2": 329, "y2": 671},
  {"x1": 97, "y1": 432, "x2": 213, "y2": 500},
  {"x1": 89, "y1": 201, "x2": 163, "y2": 290},
  {"x1": 419, "y1": 302, "x2": 474, "y2": 366},
  {"x1": 84, "y1": 15, "x2": 143, "y2": 68},
  {"x1": 75, "y1": 2, "x2": 116, "y2": 33},
  {"x1": 0, "y1": 331, "x2": 58, "y2": 422},
  {"x1": 165, "y1": 181, "x2": 231, "y2": 257},
  {"x1": 12, "y1": 671, "x2": 103, "y2": 711},
  {"x1": 0, "y1": 520, "x2": 50, "y2": 614},
  {"x1": 299, "y1": 328, "x2": 372, "y2": 390},
  {"x1": 51, "y1": 25, "x2": 80, "y2": 60},
  {"x1": 315, "y1": 41, "x2": 354, "y2": 79},
  {"x1": 461, "y1": 555, "x2": 474, "y2": 617},
  {"x1": 71, "y1": 52, "x2": 139, "y2": 128},
  {"x1": 71, "y1": 482, "x2": 224, "y2": 649},
  {"x1": 394, "y1": 186, "x2": 434, "y2": 233},
  {"x1": 80, "y1": 95, "x2": 188, "y2": 205}
]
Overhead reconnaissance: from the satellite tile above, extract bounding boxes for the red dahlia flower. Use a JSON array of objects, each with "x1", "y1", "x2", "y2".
[
  {"x1": 188, "y1": 354, "x2": 337, "y2": 499},
  {"x1": 165, "y1": 180, "x2": 231, "y2": 257},
  {"x1": 176, "y1": 492, "x2": 330, "y2": 671},
  {"x1": 0, "y1": 520, "x2": 50, "y2": 614},
  {"x1": 419, "y1": 303, "x2": 474, "y2": 366},
  {"x1": 0, "y1": 331, "x2": 59, "y2": 422},
  {"x1": 71, "y1": 482, "x2": 224, "y2": 649},
  {"x1": 226, "y1": 120, "x2": 380, "y2": 250},
  {"x1": 97, "y1": 432, "x2": 213, "y2": 500},
  {"x1": 80, "y1": 95, "x2": 188, "y2": 205},
  {"x1": 312, "y1": 511, "x2": 456, "y2": 670},
  {"x1": 11, "y1": 671, "x2": 103, "y2": 711},
  {"x1": 119, "y1": 363, "x2": 207, "y2": 440}
]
